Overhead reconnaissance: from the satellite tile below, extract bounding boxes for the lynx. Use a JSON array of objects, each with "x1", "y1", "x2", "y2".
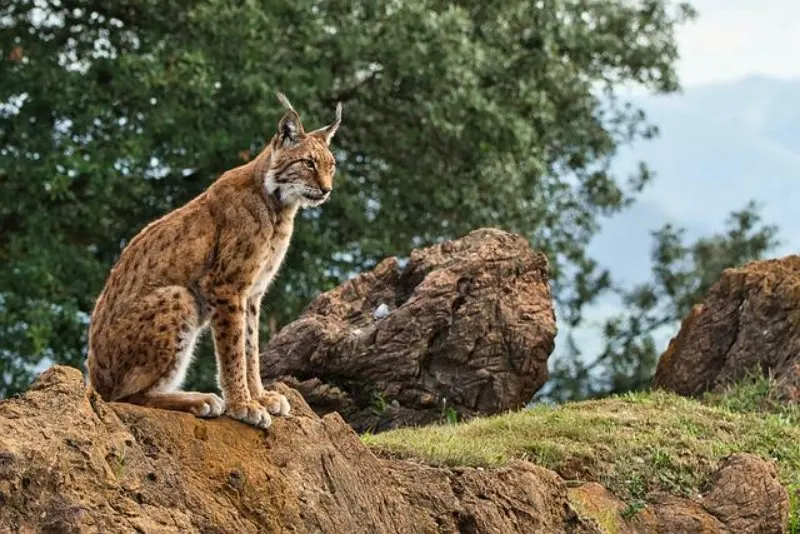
[{"x1": 87, "y1": 94, "x2": 341, "y2": 429}]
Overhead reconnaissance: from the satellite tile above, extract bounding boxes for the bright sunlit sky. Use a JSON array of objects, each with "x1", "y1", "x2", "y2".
[{"x1": 678, "y1": 0, "x2": 800, "y2": 86}]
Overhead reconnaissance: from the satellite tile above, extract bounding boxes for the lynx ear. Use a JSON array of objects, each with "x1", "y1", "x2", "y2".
[
  {"x1": 311, "y1": 102, "x2": 342, "y2": 145},
  {"x1": 275, "y1": 92, "x2": 304, "y2": 147}
]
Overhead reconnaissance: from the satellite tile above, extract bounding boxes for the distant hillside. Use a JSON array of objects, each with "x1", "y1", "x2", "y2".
[
  {"x1": 591, "y1": 76, "x2": 800, "y2": 286},
  {"x1": 565, "y1": 77, "x2": 800, "y2": 359}
]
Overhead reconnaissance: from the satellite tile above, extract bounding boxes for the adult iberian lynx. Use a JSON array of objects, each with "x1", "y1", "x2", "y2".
[{"x1": 87, "y1": 94, "x2": 341, "y2": 429}]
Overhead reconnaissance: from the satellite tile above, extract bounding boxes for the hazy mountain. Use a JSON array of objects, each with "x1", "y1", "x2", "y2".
[
  {"x1": 565, "y1": 77, "x2": 800, "y2": 359},
  {"x1": 590, "y1": 76, "x2": 800, "y2": 286}
]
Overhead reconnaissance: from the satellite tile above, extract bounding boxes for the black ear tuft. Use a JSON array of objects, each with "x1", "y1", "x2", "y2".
[
  {"x1": 277, "y1": 111, "x2": 302, "y2": 147},
  {"x1": 310, "y1": 101, "x2": 343, "y2": 145},
  {"x1": 275, "y1": 92, "x2": 304, "y2": 147}
]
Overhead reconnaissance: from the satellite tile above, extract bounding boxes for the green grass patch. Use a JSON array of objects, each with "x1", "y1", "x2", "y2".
[
  {"x1": 704, "y1": 371, "x2": 800, "y2": 424},
  {"x1": 788, "y1": 484, "x2": 799, "y2": 534},
  {"x1": 363, "y1": 387, "x2": 800, "y2": 504}
]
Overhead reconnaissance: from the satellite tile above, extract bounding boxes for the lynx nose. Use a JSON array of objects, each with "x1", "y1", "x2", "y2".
[{"x1": 320, "y1": 187, "x2": 331, "y2": 195}]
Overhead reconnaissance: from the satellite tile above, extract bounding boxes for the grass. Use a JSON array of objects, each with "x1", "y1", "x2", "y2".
[
  {"x1": 705, "y1": 374, "x2": 800, "y2": 532},
  {"x1": 363, "y1": 377, "x2": 800, "y2": 529},
  {"x1": 704, "y1": 371, "x2": 800, "y2": 424},
  {"x1": 107, "y1": 445, "x2": 127, "y2": 481}
]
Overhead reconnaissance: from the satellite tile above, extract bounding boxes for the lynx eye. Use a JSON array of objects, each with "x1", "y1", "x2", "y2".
[{"x1": 301, "y1": 159, "x2": 316, "y2": 170}]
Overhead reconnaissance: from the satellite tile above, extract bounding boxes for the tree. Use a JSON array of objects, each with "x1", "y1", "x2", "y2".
[
  {"x1": 1, "y1": 0, "x2": 694, "y2": 396},
  {"x1": 543, "y1": 201, "x2": 781, "y2": 402}
]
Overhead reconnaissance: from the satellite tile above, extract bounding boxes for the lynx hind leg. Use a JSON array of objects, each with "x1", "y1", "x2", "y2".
[
  {"x1": 255, "y1": 390, "x2": 291, "y2": 416},
  {"x1": 113, "y1": 286, "x2": 224, "y2": 418}
]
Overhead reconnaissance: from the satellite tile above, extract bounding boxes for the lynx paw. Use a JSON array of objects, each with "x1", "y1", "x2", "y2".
[
  {"x1": 200, "y1": 393, "x2": 225, "y2": 417},
  {"x1": 188, "y1": 393, "x2": 225, "y2": 418},
  {"x1": 255, "y1": 391, "x2": 291, "y2": 416},
  {"x1": 225, "y1": 400, "x2": 271, "y2": 429}
]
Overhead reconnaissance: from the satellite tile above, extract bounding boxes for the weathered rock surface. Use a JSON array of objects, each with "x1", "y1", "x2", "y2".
[
  {"x1": 0, "y1": 367, "x2": 790, "y2": 533},
  {"x1": 654, "y1": 256, "x2": 800, "y2": 400},
  {"x1": 568, "y1": 454, "x2": 789, "y2": 533},
  {"x1": 0, "y1": 366, "x2": 598, "y2": 534},
  {"x1": 261, "y1": 228, "x2": 555, "y2": 432},
  {"x1": 701, "y1": 453, "x2": 789, "y2": 532}
]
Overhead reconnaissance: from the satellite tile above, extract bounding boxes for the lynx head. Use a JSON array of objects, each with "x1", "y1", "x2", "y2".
[{"x1": 264, "y1": 93, "x2": 341, "y2": 208}]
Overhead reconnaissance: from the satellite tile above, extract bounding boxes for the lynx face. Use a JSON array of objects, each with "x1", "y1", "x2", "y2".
[
  {"x1": 264, "y1": 95, "x2": 341, "y2": 208},
  {"x1": 265, "y1": 137, "x2": 337, "y2": 208}
]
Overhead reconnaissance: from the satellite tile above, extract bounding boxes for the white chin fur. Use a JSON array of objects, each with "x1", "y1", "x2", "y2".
[
  {"x1": 264, "y1": 170, "x2": 280, "y2": 196},
  {"x1": 298, "y1": 193, "x2": 327, "y2": 208},
  {"x1": 264, "y1": 172, "x2": 327, "y2": 208}
]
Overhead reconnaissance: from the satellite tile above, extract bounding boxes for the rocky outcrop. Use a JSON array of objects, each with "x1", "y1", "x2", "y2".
[
  {"x1": 569, "y1": 455, "x2": 789, "y2": 533},
  {"x1": 0, "y1": 367, "x2": 790, "y2": 533},
  {"x1": 261, "y1": 228, "x2": 556, "y2": 432},
  {"x1": 0, "y1": 366, "x2": 597, "y2": 533},
  {"x1": 654, "y1": 256, "x2": 800, "y2": 400}
]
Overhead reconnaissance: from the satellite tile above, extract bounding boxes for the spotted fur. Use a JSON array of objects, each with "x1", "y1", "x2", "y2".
[{"x1": 86, "y1": 93, "x2": 341, "y2": 429}]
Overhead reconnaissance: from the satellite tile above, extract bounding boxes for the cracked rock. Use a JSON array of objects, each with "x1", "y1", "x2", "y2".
[
  {"x1": 260, "y1": 228, "x2": 556, "y2": 432},
  {"x1": 654, "y1": 255, "x2": 800, "y2": 401}
]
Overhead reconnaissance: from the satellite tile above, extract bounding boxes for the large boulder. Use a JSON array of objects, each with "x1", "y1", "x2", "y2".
[
  {"x1": 0, "y1": 366, "x2": 598, "y2": 533},
  {"x1": 261, "y1": 228, "x2": 556, "y2": 432},
  {"x1": 654, "y1": 256, "x2": 800, "y2": 399}
]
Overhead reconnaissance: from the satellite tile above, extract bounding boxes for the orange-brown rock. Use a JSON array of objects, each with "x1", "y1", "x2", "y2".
[
  {"x1": 0, "y1": 366, "x2": 597, "y2": 533},
  {"x1": 0, "y1": 367, "x2": 790, "y2": 533},
  {"x1": 654, "y1": 256, "x2": 800, "y2": 399},
  {"x1": 260, "y1": 228, "x2": 556, "y2": 432},
  {"x1": 569, "y1": 454, "x2": 788, "y2": 533}
]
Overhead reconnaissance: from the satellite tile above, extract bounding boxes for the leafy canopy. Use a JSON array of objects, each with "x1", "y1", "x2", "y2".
[{"x1": 2, "y1": 0, "x2": 696, "y2": 395}]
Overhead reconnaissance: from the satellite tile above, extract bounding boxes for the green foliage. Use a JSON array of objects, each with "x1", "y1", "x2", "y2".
[
  {"x1": 444, "y1": 406, "x2": 459, "y2": 426},
  {"x1": 0, "y1": 0, "x2": 696, "y2": 396},
  {"x1": 621, "y1": 500, "x2": 645, "y2": 520},
  {"x1": 545, "y1": 201, "x2": 780, "y2": 402},
  {"x1": 370, "y1": 391, "x2": 388, "y2": 416}
]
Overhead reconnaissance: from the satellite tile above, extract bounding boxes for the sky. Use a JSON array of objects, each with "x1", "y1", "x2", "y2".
[
  {"x1": 563, "y1": 1, "x2": 800, "y2": 368},
  {"x1": 677, "y1": 0, "x2": 800, "y2": 85}
]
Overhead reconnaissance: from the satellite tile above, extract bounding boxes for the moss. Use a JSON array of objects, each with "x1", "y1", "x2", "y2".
[
  {"x1": 568, "y1": 492, "x2": 621, "y2": 534},
  {"x1": 363, "y1": 387, "x2": 800, "y2": 504}
]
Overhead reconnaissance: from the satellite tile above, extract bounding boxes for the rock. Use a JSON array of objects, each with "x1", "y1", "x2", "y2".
[
  {"x1": 0, "y1": 365, "x2": 599, "y2": 533},
  {"x1": 261, "y1": 228, "x2": 555, "y2": 432},
  {"x1": 1, "y1": 367, "x2": 790, "y2": 533},
  {"x1": 654, "y1": 256, "x2": 800, "y2": 399},
  {"x1": 569, "y1": 454, "x2": 788, "y2": 534},
  {"x1": 701, "y1": 454, "x2": 789, "y2": 533},
  {"x1": 569, "y1": 482, "x2": 726, "y2": 534}
]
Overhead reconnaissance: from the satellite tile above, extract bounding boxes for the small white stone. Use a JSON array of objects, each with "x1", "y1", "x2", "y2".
[{"x1": 373, "y1": 303, "x2": 390, "y2": 319}]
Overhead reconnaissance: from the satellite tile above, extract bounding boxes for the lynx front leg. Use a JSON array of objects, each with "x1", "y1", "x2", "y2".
[
  {"x1": 245, "y1": 294, "x2": 290, "y2": 416},
  {"x1": 211, "y1": 289, "x2": 271, "y2": 429}
]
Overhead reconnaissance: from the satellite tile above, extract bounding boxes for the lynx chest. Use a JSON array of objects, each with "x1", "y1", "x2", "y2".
[{"x1": 250, "y1": 215, "x2": 295, "y2": 297}]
